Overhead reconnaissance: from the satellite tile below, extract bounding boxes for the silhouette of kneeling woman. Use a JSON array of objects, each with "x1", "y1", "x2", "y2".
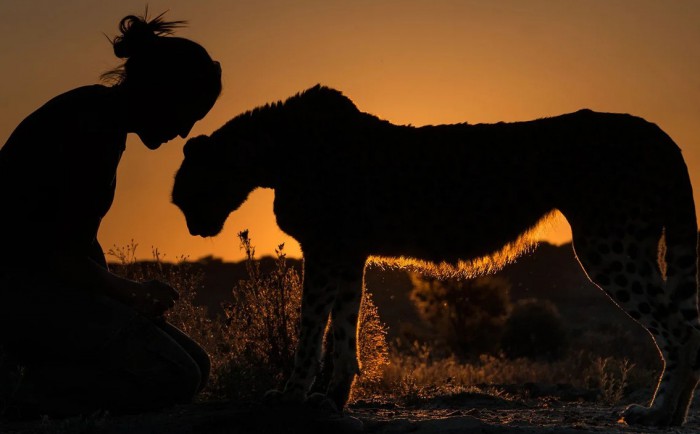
[{"x1": 0, "y1": 13, "x2": 221, "y2": 418}]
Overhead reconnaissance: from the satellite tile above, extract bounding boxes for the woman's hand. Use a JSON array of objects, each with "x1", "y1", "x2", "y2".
[
  {"x1": 47, "y1": 253, "x2": 180, "y2": 318},
  {"x1": 127, "y1": 280, "x2": 180, "y2": 318}
]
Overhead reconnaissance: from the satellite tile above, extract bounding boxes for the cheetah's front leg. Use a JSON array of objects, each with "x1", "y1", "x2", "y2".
[
  {"x1": 325, "y1": 269, "x2": 364, "y2": 410},
  {"x1": 265, "y1": 257, "x2": 338, "y2": 403}
]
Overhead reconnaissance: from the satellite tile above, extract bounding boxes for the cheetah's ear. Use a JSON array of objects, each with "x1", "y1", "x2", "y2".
[{"x1": 183, "y1": 135, "x2": 211, "y2": 159}]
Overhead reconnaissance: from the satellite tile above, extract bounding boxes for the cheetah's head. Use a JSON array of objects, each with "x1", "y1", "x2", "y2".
[{"x1": 172, "y1": 135, "x2": 254, "y2": 237}]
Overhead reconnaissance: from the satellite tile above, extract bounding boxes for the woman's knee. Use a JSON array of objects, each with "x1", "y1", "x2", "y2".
[
  {"x1": 159, "y1": 354, "x2": 202, "y2": 403},
  {"x1": 157, "y1": 321, "x2": 211, "y2": 393},
  {"x1": 111, "y1": 317, "x2": 206, "y2": 403}
]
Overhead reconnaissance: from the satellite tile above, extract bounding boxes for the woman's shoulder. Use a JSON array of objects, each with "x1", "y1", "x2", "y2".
[
  {"x1": 11, "y1": 85, "x2": 119, "y2": 136},
  {"x1": 2, "y1": 84, "x2": 125, "y2": 154},
  {"x1": 39, "y1": 85, "x2": 113, "y2": 115}
]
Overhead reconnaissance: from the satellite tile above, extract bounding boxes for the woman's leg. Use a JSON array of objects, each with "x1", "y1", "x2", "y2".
[
  {"x1": 7, "y1": 313, "x2": 204, "y2": 419},
  {"x1": 156, "y1": 321, "x2": 211, "y2": 393},
  {"x1": 0, "y1": 276, "x2": 206, "y2": 419}
]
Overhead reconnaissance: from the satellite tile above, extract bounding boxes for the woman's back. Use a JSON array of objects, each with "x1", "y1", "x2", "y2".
[{"x1": 0, "y1": 85, "x2": 125, "y2": 263}]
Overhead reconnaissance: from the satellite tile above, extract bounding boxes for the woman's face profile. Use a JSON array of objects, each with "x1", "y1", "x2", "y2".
[{"x1": 133, "y1": 87, "x2": 216, "y2": 150}]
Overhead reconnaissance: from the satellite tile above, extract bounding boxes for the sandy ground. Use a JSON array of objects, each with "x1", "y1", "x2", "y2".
[{"x1": 3, "y1": 388, "x2": 700, "y2": 434}]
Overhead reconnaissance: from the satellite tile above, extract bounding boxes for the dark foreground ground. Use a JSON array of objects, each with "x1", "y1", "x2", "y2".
[
  {"x1": 4, "y1": 242, "x2": 695, "y2": 433},
  {"x1": 3, "y1": 388, "x2": 699, "y2": 434}
]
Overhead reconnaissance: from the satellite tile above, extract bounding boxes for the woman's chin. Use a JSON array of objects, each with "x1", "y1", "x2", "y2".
[
  {"x1": 144, "y1": 141, "x2": 163, "y2": 150},
  {"x1": 140, "y1": 135, "x2": 165, "y2": 150}
]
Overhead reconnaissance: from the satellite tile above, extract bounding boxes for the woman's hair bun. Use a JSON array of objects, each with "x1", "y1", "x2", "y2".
[{"x1": 111, "y1": 12, "x2": 187, "y2": 59}]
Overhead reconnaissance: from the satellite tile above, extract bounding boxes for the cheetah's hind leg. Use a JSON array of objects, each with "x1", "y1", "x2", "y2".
[{"x1": 572, "y1": 220, "x2": 700, "y2": 427}]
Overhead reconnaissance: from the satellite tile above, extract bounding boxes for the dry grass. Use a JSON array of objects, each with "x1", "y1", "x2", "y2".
[{"x1": 358, "y1": 343, "x2": 648, "y2": 406}]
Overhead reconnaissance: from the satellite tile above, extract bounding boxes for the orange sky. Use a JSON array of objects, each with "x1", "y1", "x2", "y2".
[{"x1": 1, "y1": 1, "x2": 700, "y2": 262}]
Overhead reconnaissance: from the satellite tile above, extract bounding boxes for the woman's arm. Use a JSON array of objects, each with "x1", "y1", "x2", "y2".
[{"x1": 48, "y1": 252, "x2": 178, "y2": 318}]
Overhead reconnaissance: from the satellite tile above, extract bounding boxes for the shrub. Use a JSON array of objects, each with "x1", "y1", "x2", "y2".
[
  {"x1": 586, "y1": 356, "x2": 635, "y2": 405},
  {"x1": 107, "y1": 241, "x2": 214, "y2": 351},
  {"x1": 410, "y1": 274, "x2": 512, "y2": 357},
  {"x1": 108, "y1": 234, "x2": 389, "y2": 402},
  {"x1": 107, "y1": 241, "x2": 232, "y2": 399},
  {"x1": 349, "y1": 288, "x2": 390, "y2": 400},
  {"x1": 214, "y1": 231, "x2": 302, "y2": 399},
  {"x1": 500, "y1": 298, "x2": 568, "y2": 360}
]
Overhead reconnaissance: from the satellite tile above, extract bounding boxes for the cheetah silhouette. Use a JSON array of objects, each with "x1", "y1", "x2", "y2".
[{"x1": 172, "y1": 85, "x2": 699, "y2": 427}]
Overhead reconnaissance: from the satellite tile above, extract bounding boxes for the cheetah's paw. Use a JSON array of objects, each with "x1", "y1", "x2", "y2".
[{"x1": 622, "y1": 404, "x2": 674, "y2": 427}]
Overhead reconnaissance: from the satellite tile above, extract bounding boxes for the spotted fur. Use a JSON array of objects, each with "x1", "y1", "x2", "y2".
[{"x1": 172, "y1": 85, "x2": 699, "y2": 426}]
